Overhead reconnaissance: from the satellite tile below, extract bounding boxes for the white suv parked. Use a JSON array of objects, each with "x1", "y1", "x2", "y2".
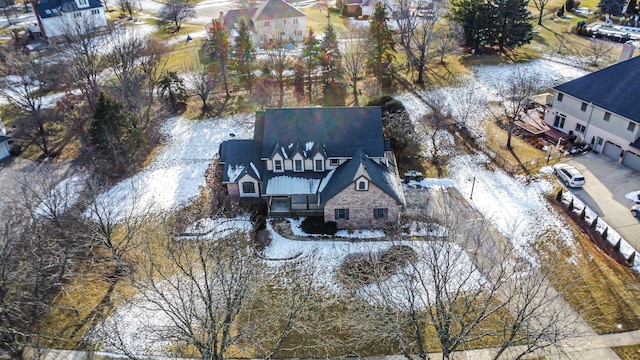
[{"x1": 553, "y1": 163, "x2": 586, "y2": 188}]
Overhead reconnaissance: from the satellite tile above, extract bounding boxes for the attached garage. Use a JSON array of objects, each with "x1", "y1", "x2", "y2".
[
  {"x1": 623, "y1": 150, "x2": 640, "y2": 172},
  {"x1": 602, "y1": 141, "x2": 622, "y2": 160}
]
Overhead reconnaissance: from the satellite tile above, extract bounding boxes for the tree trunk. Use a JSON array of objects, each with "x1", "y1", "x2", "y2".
[{"x1": 538, "y1": 7, "x2": 544, "y2": 25}]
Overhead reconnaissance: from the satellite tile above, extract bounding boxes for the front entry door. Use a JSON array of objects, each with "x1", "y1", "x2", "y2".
[{"x1": 593, "y1": 136, "x2": 604, "y2": 153}]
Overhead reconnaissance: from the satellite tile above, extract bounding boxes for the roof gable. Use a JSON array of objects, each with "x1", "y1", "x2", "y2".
[
  {"x1": 252, "y1": 0, "x2": 305, "y2": 21},
  {"x1": 220, "y1": 139, "x2": 264, "y2": 183},
  {"x1": 319, "y1": 149, "x2": 404, "y2": 204},
  {"x1": 36, "y1": 0, "x2": 103, "y2": 18},
  {"x1": 554, "y1": 56, "x2": 640, "y2": 123},
  {"x1": 259, "y1": 107, "x2": 385, "y2": 159}
]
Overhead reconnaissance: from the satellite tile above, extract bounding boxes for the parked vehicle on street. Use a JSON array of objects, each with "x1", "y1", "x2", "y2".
[
  {"x1": 553, "y1": 163, "x2": 586, "y2": 187},
  {"x1": 632, "y1": 204, "x2": 640, "y2": 217}
]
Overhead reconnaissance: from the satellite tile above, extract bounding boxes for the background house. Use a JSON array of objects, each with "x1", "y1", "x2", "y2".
[
  {"x1": 219, "y1": 107, "x2": 405, "y2": 229},
  {"x1": 544, "y1": 55, "x2": 640, "y2": 172},
  {"x1": 0, "y1": 120, "x2": 11, "y2": 160},
  {"x1": 212, "y1": 0, "x2": 306, "y2": 46},
  {"x1": 29, "y1": 0, "x2": 107, "y2": 41}
]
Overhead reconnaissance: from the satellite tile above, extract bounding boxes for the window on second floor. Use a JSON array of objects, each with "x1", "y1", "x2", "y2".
[
  {"x1": 264, "y1": 21, "x2": 269, "y2": 27},
  {"x1": 79, "y1": 0, "x2": 87, "y2": 5},
  {"x1": 603, "y1": 112, "x2": 611, "y2": 122},
  {"x1": 628, "y1": 122, "x2": 637, "y2": 132},
  {"x1": 314, "y1": 159, "x2": 323, "y2": 171},
  {"x1": 294, "y1": 159, "x2": 303, "y2": 172},
  {"x1": 242, "y1": 182, "x2": 256, "y2": 194},
  {"x1": 581, "y1": 102, "x2": 587, "y2": 112},
  {"x1": 330, "y1": 159, "x2": 339, "y2": 166},
  {"x1": 575, "y1": 123, "x2": 586, "y2": 133},
  {"x1": 557, "y1": 93, "x2": 563, "y2": 102},
  {"x1": 293, "y1": 18, "x2": 298, "y2": 24},
  {"x1": 274, "y1": 159, "x2": 283, "y2": 171},
  {"x1": 357, "y1": 180, "x2": 368, "y2": 191}
]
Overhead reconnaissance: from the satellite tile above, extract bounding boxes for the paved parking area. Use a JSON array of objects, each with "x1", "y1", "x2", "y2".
[{"x1": 563, "y1": 152, "x2": 640, "y2": 251}]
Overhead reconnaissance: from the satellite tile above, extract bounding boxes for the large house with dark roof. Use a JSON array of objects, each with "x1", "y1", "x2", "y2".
[
  {"x1": 210, "y1": 0, "x2": 306, "y2": 46},
  {"x1": 28, "y1": 0, "x2": 107, "y2": 41},
  {"x1": 219, "y1": 107, "x2": 405, "y2": 229},
  {"x1": 544, "y1": 55, "x2": 640, "y2": 172}
]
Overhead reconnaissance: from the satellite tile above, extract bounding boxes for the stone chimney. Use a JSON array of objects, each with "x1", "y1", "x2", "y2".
[{"x1": 619, "y1": 41, "x2": 636, "y2": 62}]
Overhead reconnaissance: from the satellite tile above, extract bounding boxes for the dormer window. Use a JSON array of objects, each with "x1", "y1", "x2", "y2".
[
  {"x1": 294, "y1": 159, "x2": 303, "y2": 172},
  {"x1": 274, "y1": 159, "x2": 283, "y2": 172},
  {"x1": 330, "y1": 159, "x2": 339, "y2": 166},
  {"x1": 314, "y1": 159, "x2": 323, "y2": 171},
  {"x1": 356, "y1": 179, "x2": 368, "y2": 191}
]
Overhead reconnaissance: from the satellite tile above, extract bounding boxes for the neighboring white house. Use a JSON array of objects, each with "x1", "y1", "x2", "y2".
[
  {"x1": 544, "y1": 55, "x2": 640, "y2": 172},
  {"x1": 212, "y1": 0, "x2": 306, "y2": 46},
  {"x1": 0, "y1": 121, "x2": 10, "y2": 160},
  {"x1": 28, "y1": 0, "x2": 107, "y2": 41}
]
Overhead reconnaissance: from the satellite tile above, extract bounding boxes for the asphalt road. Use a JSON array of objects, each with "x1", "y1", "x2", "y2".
[{"x1": 563, "y1": 152, "x2": 640, "y2": 250}]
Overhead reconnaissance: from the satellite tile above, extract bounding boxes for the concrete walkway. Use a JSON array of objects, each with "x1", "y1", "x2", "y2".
[{"x1": 22, "y1": 330, "x2": 640, "y2": 360}]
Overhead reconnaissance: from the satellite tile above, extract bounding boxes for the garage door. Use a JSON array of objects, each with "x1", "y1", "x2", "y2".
[
  {"x1": 602, "y1": 141, "x2": 622, "y2": 160},
  {"x1": 623, "y1": 151, "x2": 640, "y2": 172}
]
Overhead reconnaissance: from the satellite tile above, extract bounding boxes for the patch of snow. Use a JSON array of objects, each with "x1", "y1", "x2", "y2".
[
  {"x1": 227, "y1": 164, "x2": 245, "y2": 182},
  {"x1": 180, "y1": 215, "x2": 253, "y2": 240},
  {"x1": 335, "y1": 229, "x2": 386, "y2": 238},
  {"x1": 539, "y1": 166, "x2": 555, "y2": 175},
  {"x1": 318, "y1": 169, "x2": 336, "y2": 192},
  {"x1": 33, "y1": 172, "x2": 89, "y2": 219},
  {"x1": 250, "y1": 162, "x2": 261, "y2": 179},
  {"x1": 406, "y1": 178, "x2": 457, "y2": 189},
  {"x1": 405, "y1": 222, "x2": 448, "y2": 237},
  {"x1": 88, "y1": 114, "x2": 254, "y2": 221},
  {"x1": 625, "y1": 189, "x2": 640, "y2": 203},
  {"x1": 265, "y1": 175, "x2": 320, "y2": 195}
]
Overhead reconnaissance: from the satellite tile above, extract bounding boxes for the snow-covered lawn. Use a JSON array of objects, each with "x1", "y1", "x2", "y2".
[{"x1": 88, "y1": 114, "x2": 254, "y2": 220}]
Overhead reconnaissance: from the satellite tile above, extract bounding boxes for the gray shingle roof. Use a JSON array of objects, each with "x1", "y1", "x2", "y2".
[
  {"x1": 259, "y1": 107, "x2": 385, "y2": 159},
  {"x1": 319, "y1": 149, "x2": 404, "y2": 205},
  {"x1": 554, "y1": 55, "x2": 640, "y2": 124},
  {"x1": 222, "y1": 8, "x2": 257, "y2": 33},
  {"x1": 0, "y1": 135, "x2": 10, "y2": 143},
  {"x1": 252, "y1": 0, "x2": 305, "y2": 21},
  {"x1": 36, "y1": 0, "x2": 102, "y2": 18},
  {"x1": 220, "y1": 140, "x2": 264, "y2": 182}
]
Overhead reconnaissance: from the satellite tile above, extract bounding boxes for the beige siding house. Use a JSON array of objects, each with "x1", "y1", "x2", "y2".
[{"x1": 544, "y1": 56, "x2": 640, "y2": 171}]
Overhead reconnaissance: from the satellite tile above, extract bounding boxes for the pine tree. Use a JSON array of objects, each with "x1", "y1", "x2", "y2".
[
  {"x1": 232, "y1": 21, "x2": 256, "y2": 91},
  {"x1": 158, "y1": 71, "x2": 189, "y2": 110},
  {"x1": 556, "y1": 189, "x2": 563, "y2": 201},
  {"x1": 367, "y1": 2, "x2": 395, "y2": 78},
  {"x1": 598, "y1": 0, "x2": 626, "y2": 15},
  {"x1": 90, "y1": 90, "x2": 143, "y2": 172},
  {"x1": 590, "y1": 216, "x2": 598, "y2": 230},
  {"x1": 566, "y1": 0, "x2": 575, "y2": 11},
  {"x1": 302, "y1": 29, "x2": 321, "y2": 104},
  {"x1": 628, "y1": 252, "x2": 636, "y2": 264},
  {"x1": 602, "y1": 226, "x2": 609, "y2": 240},
  {"x1": 626, "y1": 0, "x2": 637, "y2": 15},
  {"x1": 492, "y1": 0, "x2": 534, "y2": 52},
  {"x1": 320, "y1": 24, "x2": 343, "y2": 85},
  {"x1": 579, "y1": 207, "x2": 586, "y2": 220},
  {"x1": 614, "y1": 238, "x2": 621, "y2": 252},
  {"x1": 568, "y1": 198, "x2": 574, "y2": 211},
  {"x1": 450, "y1": 0, "x2": 492, "y2": 51}
]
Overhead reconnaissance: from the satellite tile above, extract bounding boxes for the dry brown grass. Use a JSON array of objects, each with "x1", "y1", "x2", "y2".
[
  {"x1": 482, "y1": 120, "x2": 550, "y2": 166},
  {"x1": 612, "y1": 344, "x2": 640, "y2": 359},
  {"x1": 533, "y1": 204, "x2": 640, "y2": 334}
]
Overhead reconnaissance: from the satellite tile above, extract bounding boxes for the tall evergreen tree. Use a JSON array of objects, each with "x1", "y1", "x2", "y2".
[
  {"x1": 450, "y1": 0, "x2": 492, "y2": 51},
  {"x1": 302, "y1": 29, "x2": 321, "y2": 104},
  {"x1": 599, "y1": 0, "x2": 626, "y2": 15},
  {"x1": 367, "y1": 2, "x2": 396, "y2": 78},
  {"x1": 207, "y1": 19, "x2": 230, "y2": 96},
  {"x1": 626, "y1": 0, "x2": 637, "y2": 15},
  {"x1": 232, "y1": 21, "x2": 256, "y2": 91},
  {"x1": 492, "y1": 0, "x2": 533, "y2": 52},
  {"x1": 320, "y1": 24, "x2": 343, "y2": 85},
  {"x1": 90, "y1": 90, "x2": 143, "y2": 172}
]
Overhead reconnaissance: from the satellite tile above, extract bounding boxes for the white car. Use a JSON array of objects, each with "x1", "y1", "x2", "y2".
[{"x1": 553, "y1": 163, "x2": 586, "y2": 188}]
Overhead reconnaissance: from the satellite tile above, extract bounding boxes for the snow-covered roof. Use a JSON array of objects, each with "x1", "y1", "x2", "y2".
[{"x1": 264, "y1": 174, "x2": 321, "y2": 195}]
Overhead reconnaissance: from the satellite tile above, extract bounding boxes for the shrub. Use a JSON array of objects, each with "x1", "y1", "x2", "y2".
[
  {"x1": 628, "y1": 252, "x2": 636, "y2": 264},
  {"x1": 568, "y1": 198, "x2": 574, "y2": 211},
  {"x1": 579, "y1": 207, "x2": 586, "y2": 220},
  {"x1": 566, "y1": 0, "x2": 575, "y2": 11},
  {"x1": 355, "y1": 5, "x2": 363, "y2": 17},
  {"x1": 556, "y1": 189, "x2": 563, "y2": 201},
  {"x1": 614, "y1": 238, "x2": 621, "y2": 252},
  {"x1": 251, "y1": 212, "x2": 267, "y2": 231},
  {"x1": 590, "y1": 216, "x2": 598, "y2": 229},
  {"x1": 557, "y1": 4, "x2": 565, "y2": 16},
  {"x1": 366, "y1": 95, "x2": 406, "y2": 114},
  {"x1": 602, "y1": 226, "x2": 609, "y2": 240},
  {"x1": 301, "y1": 216, "x2": 337, "y2": 235}
]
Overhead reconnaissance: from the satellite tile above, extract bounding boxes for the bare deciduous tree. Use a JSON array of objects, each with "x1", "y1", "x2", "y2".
[
  {"x1": 493, "y1": 66, "x2": 537, "y2": 149},
  {"x1": 340, "y1": 26, "x2": 367, "y2": 106},
  {"x1": 159, "y1": 0, "x2": 195, "y2": 31},
  {"x1": 585, "y1": 39, "x2": 613, "y2": 66},
  {"x1": 116, "y1": 0, "x2": 139, "y2": 19},
  {"x1": 184, "y1": 65, "x2": 217, "y2": 113},
  {"x1": 432, "y1": 23, "x2": 461, "y2": 65},
  {"x1": 262, "y1": 27, "x2": 296, "y2": 107}
]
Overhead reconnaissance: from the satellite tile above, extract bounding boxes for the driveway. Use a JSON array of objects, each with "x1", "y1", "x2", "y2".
[{"x1": 563, "y1": 152, "x2": 640, "y2": 251}]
